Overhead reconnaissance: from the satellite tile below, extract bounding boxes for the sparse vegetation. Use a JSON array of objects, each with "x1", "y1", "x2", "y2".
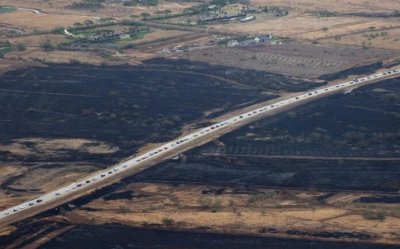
[
  {"x1": 362, "y1": 209, "x2": 387, "y2": 221},
  {"x1": 69, "y1": 0, "x2": 105, "y2": 10},
  {"x1": 162, "y1": 217, "x2": 175, "y2": 227},
  {"x1": 0, "y1": 5, "x2": 16, "y2": 13},
  {"x1": 247, "y1": 191, "x2": 279, "y2": 206},
  {"x1": 15, "y1": 43, "x2": 26, "y2": 51},
  {"x1": 40, "y1": 40, "x2": 54, "y2": 51},
  {"x1": 0, "y1": 41, "x2": 13, "y2": 58},
  {"x1": 198, "y1": 197, "x2": 223, "y2": 212},
  {"x1": 123, "y1": 0, "x2": 158, "y2": 6}
]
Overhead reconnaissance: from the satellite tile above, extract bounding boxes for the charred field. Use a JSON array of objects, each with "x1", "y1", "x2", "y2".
[
  {"x1": 0, "y1": 59, "x2": 321, "y2": 211},
  {"x1": 40, "y1": 225, "x2": 400, "y2": 249},
  {"x1": 134, "y1": 77, "x2": 400, "y2": 192},
  {"x1": 1, "y1": 62, "x2": 399, "y2": 248}
]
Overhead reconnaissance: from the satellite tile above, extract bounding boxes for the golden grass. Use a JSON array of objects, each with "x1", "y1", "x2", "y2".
[
  {"x1": 73, "y1": 183, "x2": 400, "y2": 244},
  {"x1": 250, "y1": 0, "x2": 400, "y2": 13},
  {"x1": 0, "y1": 12, "x2": 89, "y2": 32}
]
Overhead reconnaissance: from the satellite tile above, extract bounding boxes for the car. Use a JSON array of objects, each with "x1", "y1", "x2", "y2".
[
  {"x1": 123, "y1": 165, "x2": 128, "y2": 168},
  {"x1": 5, "y1": 212, "x2": 9, "y2": 216},
  {"x1": 77, "y1": 184, "x2": 82, "y2": 187},
  {"x1": 101, "y1": 174, "x2": 106, "y2": 177},
  {"x1": 13, "y1": 209, "x2": 18, "y2": 212},
  {"x1": 108, "y1": 171, "x2": 112, "y2": 174},
  {"x1": 29, "y1": 203, "x2": 34, "y2": 206},
  {"x1": 37, "y1": 199, "x2": 43, "y2": 203},
  {"x1": 66, "y1": 188, "x2": 70, "y2": 191},
  {"x1": 55, "y1": 192, "x2": 61, "y2": 196},
  {"x1": 86, "y1": 180, "x2": 91, "y2": 183},
  {"x1": 308, "y1": 93, "x2": 312, "y2": 95}
]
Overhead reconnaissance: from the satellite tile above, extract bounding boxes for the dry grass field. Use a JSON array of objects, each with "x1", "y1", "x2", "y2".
[
  {"x1": 0, "y1": 0, "x2": 196, "y2": 18},
  {"x1": 186, "y1": 42, "x2": 399, "y2": 78},
  {"x1": 0, "y1": 11, "x2": 91, "y2": 32},
  {"x1": 250, "y1": 0, "x2": 400, "y2": 13},
  {"x1": 320, "y1": 28, "x2": 400, "y2": 51},
  {"x1": 69, "y1": 182, "x2": 400, "y2": 245}
]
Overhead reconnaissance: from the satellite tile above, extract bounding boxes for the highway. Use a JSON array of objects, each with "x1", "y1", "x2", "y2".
[{"x1": 0, "y1": 68, "x2": 399, "y2": 225}]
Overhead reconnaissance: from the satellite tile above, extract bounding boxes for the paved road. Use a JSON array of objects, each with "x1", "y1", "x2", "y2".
[{"x1": 0, "y1": 68, "x2": 399, "y2": 224}]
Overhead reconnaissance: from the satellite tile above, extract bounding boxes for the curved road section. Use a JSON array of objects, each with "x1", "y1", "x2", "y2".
[{"x1": 0, "y1": 68, "x2": 399, "y2": 225}]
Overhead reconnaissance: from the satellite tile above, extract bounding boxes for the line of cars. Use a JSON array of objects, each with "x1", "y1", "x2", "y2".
[{"x1": 0, "y1": 68, "x2": 398, "y2": 220}]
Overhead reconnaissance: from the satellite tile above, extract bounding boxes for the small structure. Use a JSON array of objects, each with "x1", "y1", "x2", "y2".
[
  {"x1": 120, "y1": 34, "x2": 130, "y2": 39},
  {"x1": 239, "y1": 39, "x2": 257, "y2": 46},
  {"x1": 227, "y1": 40, "x2": 239, "y2": 47},
  {"x1": 240, "y1": 15, "x2": 256, "y2": 22},
  {"x1": 255, "y1": 35, "x2": 273, "y2": 43}
]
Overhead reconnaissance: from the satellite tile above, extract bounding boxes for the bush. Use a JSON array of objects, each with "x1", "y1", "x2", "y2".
[
  {"x1": 362, "y1": 209, "x2": 387, "y2": 221},
  {"x1": 197, "y1": 197, "x2": 223, "y2": 212},
  {"x1": 162, "y1": 217, "x2": 175, "y2": 227},
  {"x1": 16, "y1": 43, "x2": 26, "y2": 51},
  {"x1": 69, "y1": 0, "x2": 105, "y2": 10},
  {"x1": 40, "y1": 40, "x2": 54, "y2": 51},
  {"x1": 247, "y1": 191, "x2": 278, "y2": 206}
]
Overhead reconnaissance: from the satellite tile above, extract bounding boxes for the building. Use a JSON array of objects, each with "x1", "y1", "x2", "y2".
[
  {"x1": 239, "y1": 39, "x2": 257, "y2": 46},
  {"x1": 254, "y1": 35, "x2": 273, "y2": 43},
  {"x1": 227, "y1": 40, "x2": 239, "y2": 47},
  {"x1": 239, "y1": 15, "x2": 256, "y2": 22}
]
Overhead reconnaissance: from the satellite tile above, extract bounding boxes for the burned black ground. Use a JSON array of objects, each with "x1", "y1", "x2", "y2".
[
  {"x1": 40, "y1": 225, "x2": 400, "y2": 249},
  {"x1": 133, "y1": 78, "x2": 400, "y2": 192}
]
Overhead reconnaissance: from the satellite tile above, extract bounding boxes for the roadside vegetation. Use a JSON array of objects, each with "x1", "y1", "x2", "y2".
[
  {"x1": 0, "y1": 41, "x2": 13, "y2": 58},
  {"x1": 0, "y1": 5, "x2": 16, "y2": 14},
  {"x1": 68, "y1": 0, "x2": 104, "y2": 10}
]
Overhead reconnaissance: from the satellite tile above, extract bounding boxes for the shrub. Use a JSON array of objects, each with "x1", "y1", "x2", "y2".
[
  {"x1": 16, "y1": 43, "x2": 26, "y2": 51},
  {"x1": 362, "y1": 209, "x2": 387, "y2": 221},
  {"x1": 198, "y1": 197, "x2": 223, "y2": 212},
  {"x1": 40, "y1": 40, "x2": 54, "y2": 51},
  {"x1": 162, "y1": 217, "x2": 175, "y2": 227}
]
